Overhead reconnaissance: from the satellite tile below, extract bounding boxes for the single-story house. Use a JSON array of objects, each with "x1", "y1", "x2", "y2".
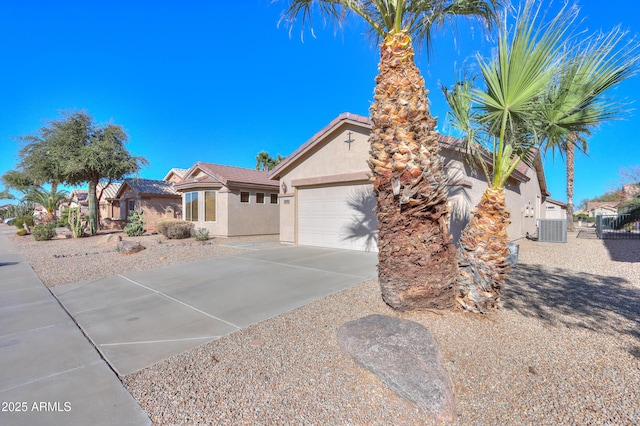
[
  {"x1": 269, "y1": 112, "x2": 552, "y2": 252},
  {"x1": 174, "y1": 162, "x2": 279, "y2": 237},
  {"x1": 542, "y1": 198, "x2": 567, "y2": 220},
  {"x1": 66, "y1": 189, "x2": 90, "y2": 215},
  {"x1": 115, "y1": 178, "x2": 182, "y2": 232},
  {"x1": 586, "y1": 201, "x2": 619, "y2": 217},
  {"x1": 97, "y1": 182, "x2": 122, "y2": 220}
]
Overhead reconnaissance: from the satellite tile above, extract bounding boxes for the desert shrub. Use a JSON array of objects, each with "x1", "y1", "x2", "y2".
[
  {"x1": 194, "y1": 227, "x2": 209, "y2": 241},
  {"x1": 15, "y1": 229, "x2": 28, "y2": 236},
  {"x1": 155, "y1": 219, "x2": 184, "y2": 236},
  {"x1": 165, "y1": 222, "x2": 193, "y2": 239},
  {"x1": 124, "y1": 210, "x2": 146, "y2": 237},
  {"x1": 13, "y1": 215, "x2": 35, "y2": 230},
  {"x1": 32, "y1": 224, "x2": 57, "y2": 241}
]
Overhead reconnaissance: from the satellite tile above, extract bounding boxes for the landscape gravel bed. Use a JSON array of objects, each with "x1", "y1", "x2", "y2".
[
  {"x1": 9, "y1": 232, "x2": 278, "y2": 286},
  {"x1": 11, "y1": 227, "x2": 640, "y2": 424}
]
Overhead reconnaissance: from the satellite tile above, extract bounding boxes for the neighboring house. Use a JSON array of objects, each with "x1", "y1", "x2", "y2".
[
  {"x1": 97, "y1": 182, "x2": 122, "y2": 220},
  {"x1": 115, "y1": 178, "x2": 182, "y2": 232},
  {"x1": 174, "y1": 162, "x2": 279, "y2": 237},
  {"x1": 586, "y1": 201, "x2": 619, "y2": 217},
  {"x1": 163, "y1": 168, "x2": 189, "y2": 183},
  {"x1": 65, "y1": 190, "x2": 90, "y2": 215},
  {"x1": 542, "y1": 198, "x2": 567, "y2": 220},
  {"x1": 269, "y1": 112, "x2": 549, "y2": 252}
]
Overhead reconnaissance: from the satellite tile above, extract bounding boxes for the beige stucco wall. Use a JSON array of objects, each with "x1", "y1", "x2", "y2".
[
  {"x1": 227, "y1": 188, "x2": 279, "y2": 236},
  {"x1": 278, "y1": 193, "x2": 296, "y2": 243},
  {"x1": 542, "y1": 201, "x2": 567, "y2": 219},
  {"x1": 181, "y1": 188, "x2": 227, "y2": 237},
  {"x1": 181, "y1": 187, "x2": 278, "y2": 237},
  {"x1": 118, "y1": 187, "x2": 138, "y2": 220},
  {"x1": 443, "y1": 151, "x2": 541, "y2": 243},
  {"x1": 141, "y1": 197, "x2": 182, "y2": 230}
]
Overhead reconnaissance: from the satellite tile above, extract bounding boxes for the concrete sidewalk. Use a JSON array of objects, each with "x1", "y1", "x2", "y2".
[
  {"x1": 0, "y1": 226, "x2": 151, "y2": 426},
  {"x1": 52, "y1": 245, "x2": 377, "y2": 376}
]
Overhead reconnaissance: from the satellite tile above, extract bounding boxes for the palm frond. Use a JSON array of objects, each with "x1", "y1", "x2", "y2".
[{"x1": 279, "y1": 0, "x2": 505, "y2": 47}]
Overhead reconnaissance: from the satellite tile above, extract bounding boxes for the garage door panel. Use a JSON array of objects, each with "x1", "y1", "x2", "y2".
[{"x1": 298, "y1": 184, "x2": 378, "y2": 251}]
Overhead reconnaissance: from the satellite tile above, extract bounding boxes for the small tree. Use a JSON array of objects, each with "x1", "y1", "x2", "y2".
[{"x1": 13, "y1": 111, "x2": 148, "y2": 235}]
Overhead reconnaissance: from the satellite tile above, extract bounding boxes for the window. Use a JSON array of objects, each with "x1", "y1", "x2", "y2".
[
  {"x1": 185, "y1": 192, "x2": 198, "y2": 221},
  {"x1": 205, "y1": 191, "x2": 216, "y2": 222},
  {"x1": 128, "y1": 200, "x2": 135, "y2": 211},
  {"x1": 270, "y1": 194, "x2": 278, "y2": 204},
  {"x1": 240, "y1": 191, "x2": 250, "y2": 203},
  {"x1": 256, "y1": 193, "x2": 265, "y2": 204}
]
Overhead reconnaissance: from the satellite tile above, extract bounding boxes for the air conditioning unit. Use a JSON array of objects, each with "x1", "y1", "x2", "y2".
[{"x1": 538, "y1": 219, "x2": 567, "y2": 243}]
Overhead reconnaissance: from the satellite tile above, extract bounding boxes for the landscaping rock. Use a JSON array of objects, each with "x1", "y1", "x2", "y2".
[
  {"x1": 117, "y1": 240, "x2": 145, "y2": 255},
  {"x1": 337, "y1": 314, "x2": 456, "y2": 422},
  {"x1": 96, "y1": 234, "x2": 122, "y2": 248}
]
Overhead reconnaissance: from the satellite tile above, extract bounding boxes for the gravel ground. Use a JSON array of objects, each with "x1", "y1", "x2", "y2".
[
  {"x1": 9, "y1": 231, "x2": 280, "y2": 286},
  {"x1": 11, "y1": 227, "x2": 640, "y2": 424}
]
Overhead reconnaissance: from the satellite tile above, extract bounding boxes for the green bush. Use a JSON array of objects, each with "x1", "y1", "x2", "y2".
[
  {"x1": 155, "y1": 219, "x2": 183, "y2": 236},
  {"x1": 13, "y1": 215, "x2": 35, "y2": 230},
  {"x1": 165, "y1": 222, "x2": 193, "y2": 240},
  {"x1": 32, "y1": 224, "x2": 57, "y2": 241},
  {"x1": 15, "y1": 228, "x2": 28, "y2": 236},
  {"x1": 124, "y1": 210, "x2": 146, "y2": 237},
  {"x1": 194, "y1": 227, "x2": 209, "y2": 241}
]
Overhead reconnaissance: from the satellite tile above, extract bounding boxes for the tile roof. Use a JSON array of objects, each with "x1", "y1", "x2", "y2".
[
  {"x1": 163, "y1": 168, "x2": 189, "y2": 181},
  {"x1": 97, "y1": 182, "x2": 122, "y2": 199},
  {"x1": 123, "y1": 178, "x2": 179, "y2": 196},
  {"x1": 71, "y1": 189, "x2": 88, "y2": 204},
  {"x1": 181, "y1": 162, "x2": 278, "y2": 188},
  {"x1": 586, "y1": 201, "x2": 620, "y2": 211}
]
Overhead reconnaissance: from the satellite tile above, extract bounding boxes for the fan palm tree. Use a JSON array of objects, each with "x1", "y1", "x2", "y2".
[
  {"x1": 281, "y1": 0, "x2": 504, "y2": 310},
  {"x1": 23, "y1": 186, "x2": 70, "y2": 223},
  {"x1": 543, "y1": 27, "x2": 639, "y2": 233},
  {"x1": 444, "y1": 2, "x2": 640, "y2": 312}
]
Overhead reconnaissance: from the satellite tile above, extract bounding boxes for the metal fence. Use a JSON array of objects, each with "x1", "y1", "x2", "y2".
[{"x1": 596, "y1": 214, "x2": 640, "y2": 239}]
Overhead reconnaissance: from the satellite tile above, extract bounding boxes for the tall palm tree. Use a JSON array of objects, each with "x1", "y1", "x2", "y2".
[
  {"x1": 256, "y1": 151, "x2": 271, "y2": 171},
  {"x1": 281, "y1": 0, "x2": 504, "y2": 310},
  {"x1": 557, "y1": 132, "x2": 587, "y2": 231},
  {"x1": 543, "y1": 27, "x2": 639, "y2": 233},
  {"x1": 444, "y1": 2, "x2": 640, "y2": 312}
]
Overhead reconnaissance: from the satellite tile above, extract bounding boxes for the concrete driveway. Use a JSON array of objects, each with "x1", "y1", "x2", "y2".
[{"x1": 51, "y1": 245, "x2": 377, "y2": 376}]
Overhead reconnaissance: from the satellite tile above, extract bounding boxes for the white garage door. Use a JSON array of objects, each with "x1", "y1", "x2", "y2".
[{"x1": 297, "y1": 183, "x2": 378, "y2": 251}]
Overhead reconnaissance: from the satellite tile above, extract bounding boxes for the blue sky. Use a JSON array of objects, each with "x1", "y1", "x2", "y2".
[{"x1": 1, "y1": 1, "x2": 638, "y2": 207}]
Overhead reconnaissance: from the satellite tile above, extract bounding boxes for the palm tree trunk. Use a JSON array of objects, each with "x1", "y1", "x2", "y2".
[
  {"x1": 566, "y1": 140, "x2": 575, "y2": 231},
  {"x1": 457, "y1": 187, "x2": 511, "y2": 313},
  {"x1": 369, "y1": 30, "x2": 458, "y2": 311}
]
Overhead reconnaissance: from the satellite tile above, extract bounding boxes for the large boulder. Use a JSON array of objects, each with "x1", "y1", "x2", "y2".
[
  {"x1": 117, "y1": 239, "x2": 145, "y2": 255},
  {"x1": 337, "y1": 314, "x2": 456, "y2": 422},
  {"x1": 95, "y1": 234, "x2": 122, "y2": 248}
]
